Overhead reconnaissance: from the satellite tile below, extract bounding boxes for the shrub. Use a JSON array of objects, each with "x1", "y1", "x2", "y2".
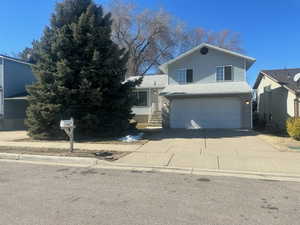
[
  {"x1": 286, "y1": 117, "x2": 300, "y2": 140},
  {"x1": 253, "y1": 112, "x2": 266, "y2": 130}
]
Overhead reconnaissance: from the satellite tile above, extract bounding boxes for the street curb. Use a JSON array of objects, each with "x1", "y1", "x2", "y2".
[
  {"x1": 1, "y1": 152, "x2": 300, "y2": 182},
  {"x1": 0, "y1": 153, "x2": 99, "y2": 166}
]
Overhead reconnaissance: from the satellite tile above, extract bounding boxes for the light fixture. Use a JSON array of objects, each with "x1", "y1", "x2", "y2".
[{"x1": 245, "y1": 100, "x2": 250, "y2": 105}]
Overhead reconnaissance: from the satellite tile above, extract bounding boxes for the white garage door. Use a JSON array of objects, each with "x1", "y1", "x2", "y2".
[{"x1": 170, "y1": 97, "x2": 241, "y2": 129}]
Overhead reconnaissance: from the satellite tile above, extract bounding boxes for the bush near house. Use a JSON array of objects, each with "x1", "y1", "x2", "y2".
[{"x1": 286, "y1": 117, "x2": 300, "y2": 140}]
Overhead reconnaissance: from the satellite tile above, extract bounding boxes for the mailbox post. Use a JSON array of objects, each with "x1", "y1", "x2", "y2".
[{"x1": 60, "y1": 118, "x2": 75, "y2": 153}]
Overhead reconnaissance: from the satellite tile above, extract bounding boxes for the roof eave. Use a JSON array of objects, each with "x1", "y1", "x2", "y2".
[{"x1": 160, "y1": 91, "x2": 252, "y2": 97}]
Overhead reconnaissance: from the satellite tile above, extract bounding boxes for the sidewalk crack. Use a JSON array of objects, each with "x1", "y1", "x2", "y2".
[{"x1": 166, "y1": 153, "x2": 175, "y2": 167}]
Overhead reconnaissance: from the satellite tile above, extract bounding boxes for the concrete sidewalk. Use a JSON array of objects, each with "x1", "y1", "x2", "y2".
[
  {"x1": 0, "y1": 131, "x2": 143, "y2": 152},
  {"x1": 0, "y1": 140, "x2": 141, "y2": 152},
  {"x1": 117, "y1": 129, "x2": 300, "y2": 175}
]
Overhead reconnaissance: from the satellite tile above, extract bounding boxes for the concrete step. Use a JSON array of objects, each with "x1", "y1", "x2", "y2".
[
  {"x1": 148, "y1": 124, "x2": 162, "y2": 127},
  {"x1": 150, "y1": 115, "x2": 162, "y2": 119},
  {"x1": 148, "y1": 123, "x2": 162, "y2": 125},
  {"x1": 149, "y1": 119, "x2": 162, "y2": 122},
  {"x1": 148, "y1": 121, "x2": 162, "y2": 125},
  {"x1": 151, "y1": 115, "x2": 162, "y2": 119}
]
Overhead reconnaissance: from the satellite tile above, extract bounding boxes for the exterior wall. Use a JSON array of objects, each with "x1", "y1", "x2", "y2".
[
  {"x1": 240, "y1": 94, "x2": 252, "y2": 129},
  {"x1": 131, "y1": 88, "x2": 151, "y2": 116},
  {"x1": 0, "y1": 58, "x2": 4, "y2": 115},
  {"x1": 3, "y1": 58, "x2": 36, "y2": 98},
  {"x1": 163, "y1": 94, "x2": 252, "y2": 129},
  {"x1": 131, "y1": 88, "x2": 164, "y2": 116},
  {"x1": 168, "y1": 48, "x2": 246, "y2": 85},
  {"x1": 0, "y1": 58, "x2": 3, "y2": 88},
  {"x1": 0, "y1": 98, "x2": 28, "y2": 130},
  {"x1": 256, "y1": 75, "x2": 295, "y2": 129}
]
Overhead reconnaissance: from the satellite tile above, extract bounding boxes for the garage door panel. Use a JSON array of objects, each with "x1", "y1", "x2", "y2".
[{"x1": 170, "y1": 97, "x2": 241, "y2": 129}]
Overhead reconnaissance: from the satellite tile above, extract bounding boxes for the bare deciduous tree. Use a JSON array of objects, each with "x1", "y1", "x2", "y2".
[
  {"x1": 108, "y1": 1, "x2": 244, "y2": 77},
  {"x1": 180, "y1": 28, "x2": 243, "y2": 54},
  {"x1": 109, "y1": 0, "x2": 184, "y2": 77}
]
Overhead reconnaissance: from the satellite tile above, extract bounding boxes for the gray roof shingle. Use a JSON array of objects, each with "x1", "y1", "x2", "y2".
[{"x1": 254, "y1": 68, "x2": 300, "y2": 92}]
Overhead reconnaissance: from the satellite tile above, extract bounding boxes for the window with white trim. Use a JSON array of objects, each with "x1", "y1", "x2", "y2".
[
  {"x1": 133, "y1": 90, "x2": 148, "y2": 107},
  {"x1": 175, "y1": 69, "x2": 187, "y2": 84},
  {"x1": 216, "y1": 65, "x2": 233, "y2": 81}
]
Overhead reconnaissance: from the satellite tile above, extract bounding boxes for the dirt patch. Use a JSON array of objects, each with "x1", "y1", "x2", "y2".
[{"x1": 0, "y1": 146, "x2": 131, "y2": 161}]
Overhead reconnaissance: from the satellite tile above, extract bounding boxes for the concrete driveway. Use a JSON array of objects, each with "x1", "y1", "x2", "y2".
[{"x1": 117, "y1": 129, "x2": 300, "y2": 175}]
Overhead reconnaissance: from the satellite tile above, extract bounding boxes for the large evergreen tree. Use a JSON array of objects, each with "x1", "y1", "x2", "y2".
[{"x1": 26, "y1": 0, "x2": 140, "y2": 139}]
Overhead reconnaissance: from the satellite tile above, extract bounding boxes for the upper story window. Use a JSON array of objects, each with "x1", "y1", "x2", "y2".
[
  {"x1": 133, "y1": 90, "x2": 148, "y2": 107},
  {"x1": 175, "y1": 69, "x2": 193, "y2": 84},
  {"x1": 216, "y1": 65, "x2": 233, "y2": 81}
]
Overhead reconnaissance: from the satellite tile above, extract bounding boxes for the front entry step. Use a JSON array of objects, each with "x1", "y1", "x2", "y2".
[{"x1": 147, "y1": 111, "x2": 162, "y2": 128}]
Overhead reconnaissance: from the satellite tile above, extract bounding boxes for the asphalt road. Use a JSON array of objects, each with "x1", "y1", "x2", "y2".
[{"x1": 0, "y1": 161, "x2": 300, "y2": 225}]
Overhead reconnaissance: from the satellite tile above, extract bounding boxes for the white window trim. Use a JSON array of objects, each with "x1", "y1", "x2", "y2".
[
  {"x1": 216, "y1": 65, "x2": 233, "y2": 82},
  {"x1": 133, "y1": 89, "x2": 149, "y2": 107}
]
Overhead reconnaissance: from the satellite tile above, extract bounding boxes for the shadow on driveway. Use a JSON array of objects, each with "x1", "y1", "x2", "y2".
[{"x1": 142, "y1": 129, "x2": 258, "y2": 141}]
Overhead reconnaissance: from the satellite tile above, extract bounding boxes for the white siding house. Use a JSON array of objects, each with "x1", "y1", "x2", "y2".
[{"x1": 127, "y1": 43, "x2": 256, "y2": 129}]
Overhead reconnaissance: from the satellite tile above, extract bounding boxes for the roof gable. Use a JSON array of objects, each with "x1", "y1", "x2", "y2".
[{"x1": 159, "y1": 43, "x2": 256, "y2": 73}]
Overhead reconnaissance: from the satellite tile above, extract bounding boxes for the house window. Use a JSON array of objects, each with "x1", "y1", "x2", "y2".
[
  {"x1": 216, "y1": 66, "x2": 233, "y2": 81},
  {"x1": 133, "y1": 90, "x2": 148, "y2": 107},
  {"x1": 187, "y1": 69, "x2": 193, "y2": 83},
  {"x1": 175, "y1": 69, "x2": 187, "y2": 84},
  {"x1": 175, "y1": 69, "x2": 193, "y2": 84}
]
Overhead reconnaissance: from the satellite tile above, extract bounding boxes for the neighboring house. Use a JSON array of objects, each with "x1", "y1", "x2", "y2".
[
  {"x1": 129, "y1": 43, "x2": 256, "y2": 129},
  {"x1": 0, "y1": 55, "x2": 36, "y2": 130},
  {"x1": 253, "y1": 68, "x2": 300, "y2": 129}
]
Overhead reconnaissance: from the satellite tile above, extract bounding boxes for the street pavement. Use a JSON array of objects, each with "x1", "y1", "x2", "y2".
[{"x1": 0, "y1": 161, "x2": 300, "y2": 225}]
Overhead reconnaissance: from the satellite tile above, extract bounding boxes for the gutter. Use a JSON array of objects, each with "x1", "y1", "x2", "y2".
[{"x1": 160, "y1": 91, "x2": 252, "y2": 98}]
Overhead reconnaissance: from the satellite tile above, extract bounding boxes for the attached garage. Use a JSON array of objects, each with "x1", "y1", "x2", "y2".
[
  {"x1": 160, "y1": 82, "x2": 253, "y2": 129},
  {"x1": 170, "y1": 97, "x2": 242, "y2": 129}
]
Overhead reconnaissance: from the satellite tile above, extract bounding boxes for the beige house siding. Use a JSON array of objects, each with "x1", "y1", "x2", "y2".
[
  {"x1": 168, "y1": 48, "x2": 246, "y2": 85},
  {"x1": 256, "y1": 74, "x2": 296, "y2": 129}
]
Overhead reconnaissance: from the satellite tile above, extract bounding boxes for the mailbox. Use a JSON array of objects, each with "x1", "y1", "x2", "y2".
[
  {"x1": 60, "y1": 118, "x2": 75, "y2": 152},
  {"x1": 60, "y1": 119, "x2": 74, "y2": 129}
]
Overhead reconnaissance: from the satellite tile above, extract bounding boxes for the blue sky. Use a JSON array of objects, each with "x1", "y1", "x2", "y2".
[{"x1": 1, "y1": 0, "x2": 300, "y2": 86}]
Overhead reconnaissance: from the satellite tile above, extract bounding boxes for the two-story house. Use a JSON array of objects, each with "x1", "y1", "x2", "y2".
[{"x1": 129, "y1": 43, "x2": 256, "y2": 129}]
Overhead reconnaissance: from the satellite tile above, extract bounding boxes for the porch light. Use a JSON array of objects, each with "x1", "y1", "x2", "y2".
[{"x1": 245, "y1": 100, "x2": 250, "y2": 105}]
